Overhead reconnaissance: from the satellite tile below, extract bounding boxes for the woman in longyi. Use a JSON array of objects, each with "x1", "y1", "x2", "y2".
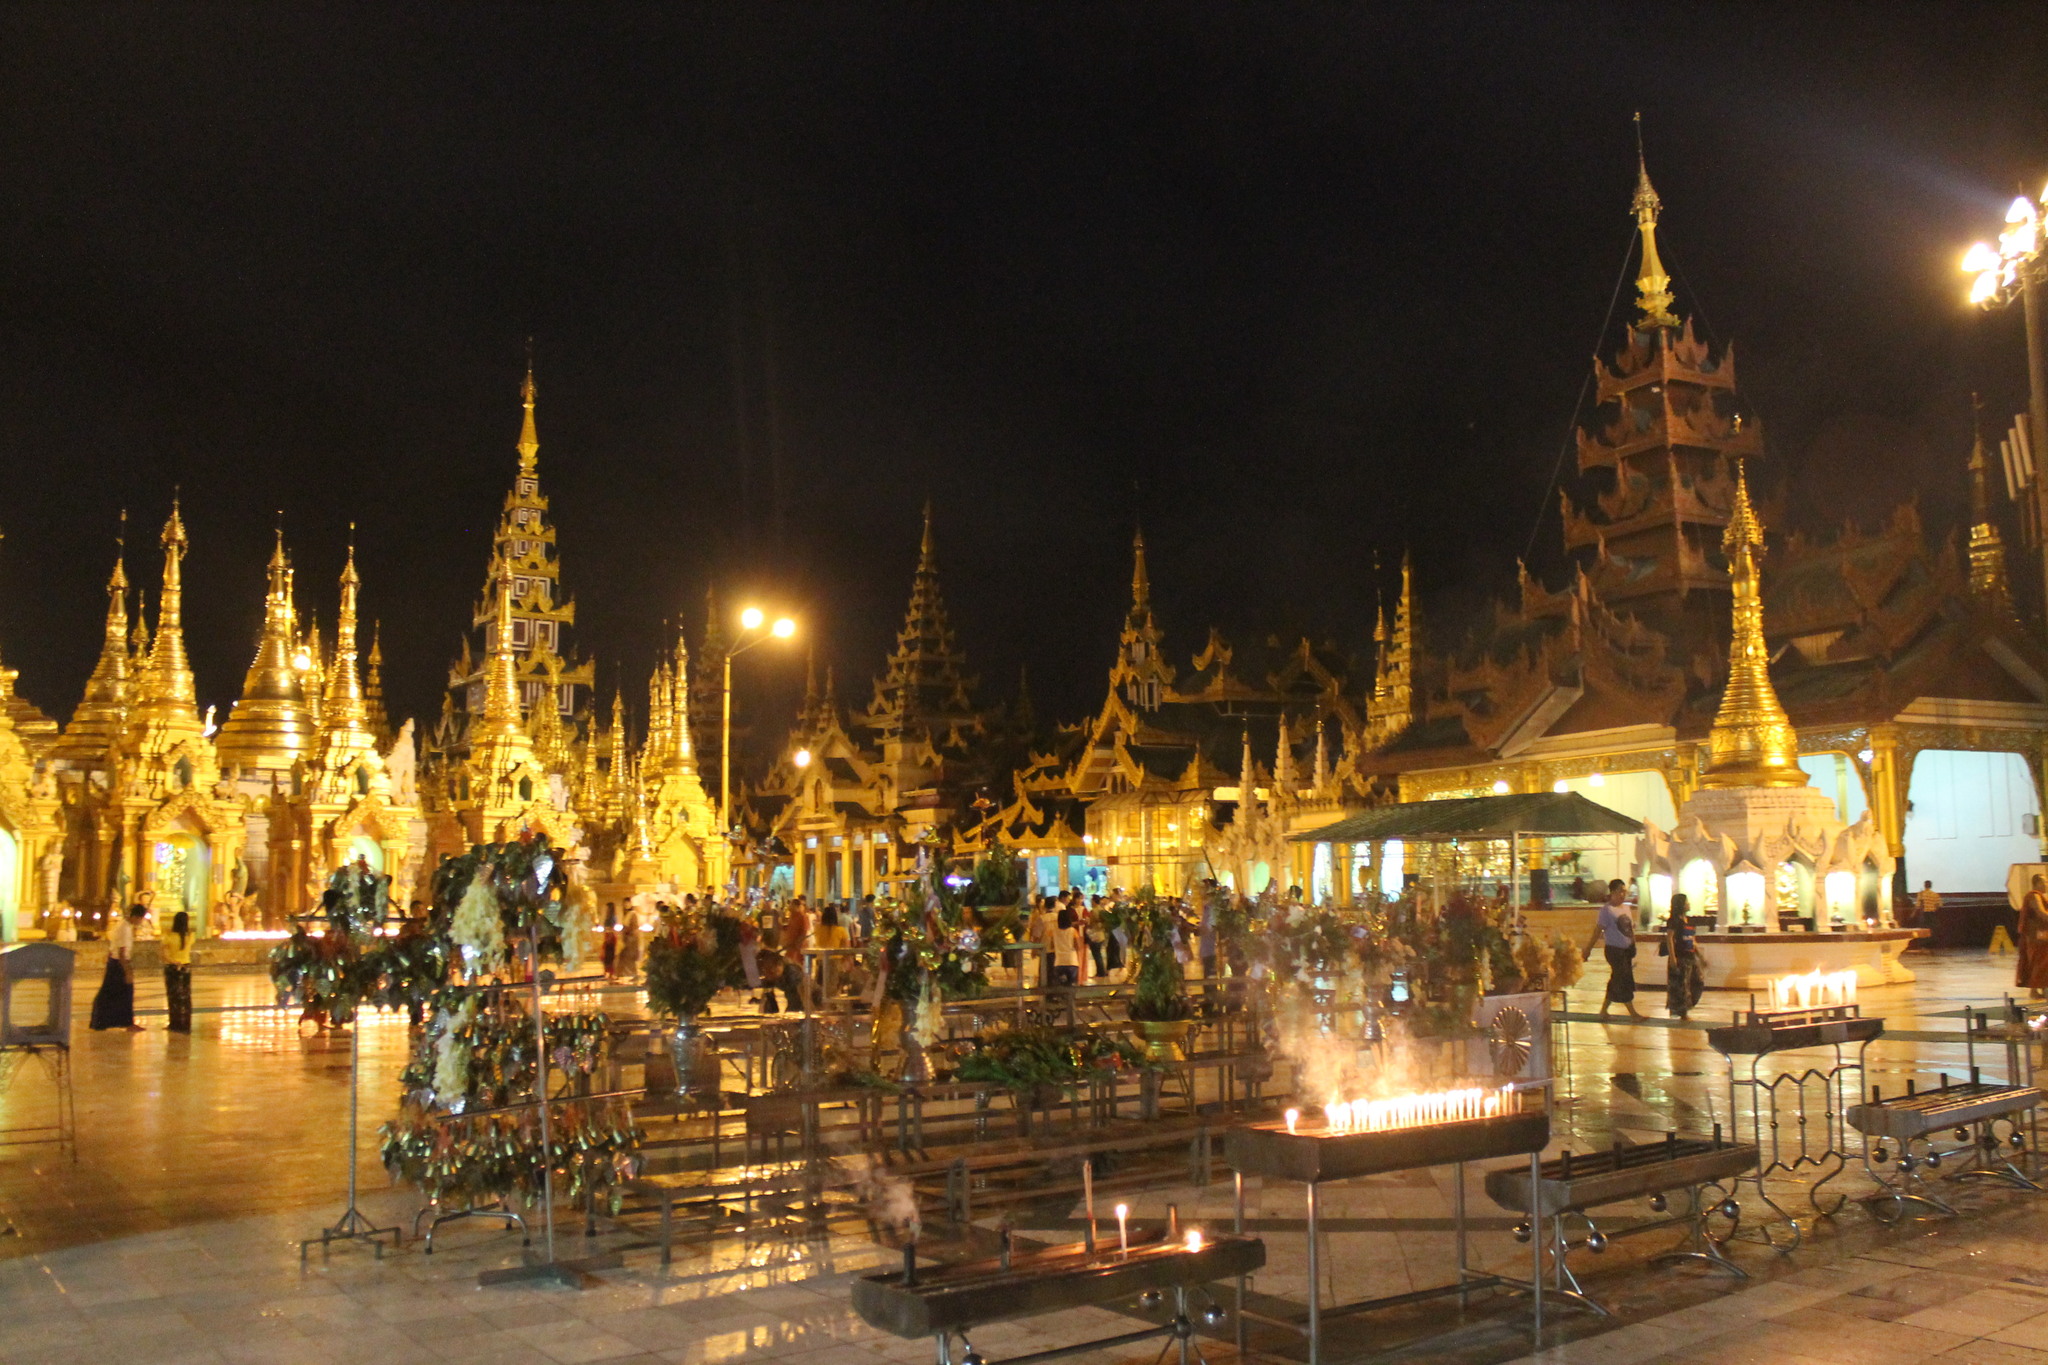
[{"x1": 2019, "y1": 874, "x2": 2048, "y2": 1000}]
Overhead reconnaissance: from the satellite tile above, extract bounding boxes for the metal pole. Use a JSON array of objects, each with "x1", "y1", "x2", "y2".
[
  {"x1": 722, "y1": 650, "x2": 735, "y2": 840},
  {"x1": 1530, "y1": 1150, "x2": 1544, "y2": 1337},
  {"x1": 2024, "y1": 268, "x2": 2048, "y2": 639},
  {"x1": 1234, "y1": 1169, "x2": 1247, "y2": 1354},
  {"x1": 347, "y1": 1021, "x2": 361, "y2": 1216},
  {"x1": 1455, "y1": 1159, "x2": 1468, "y2": 1303},
  {"x1": 530, "y1": 928, "x2": 557, "y2": 1263},
  {"x1": 1306, "y1": 1181, "x2": 1321, "y2": 1365}
]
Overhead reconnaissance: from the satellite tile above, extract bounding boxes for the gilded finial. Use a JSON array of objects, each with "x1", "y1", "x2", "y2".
[
  {"x1": 517, "y1": 351, "x2": 540, "y2": 474},
  {"x1": 1631, "y1": 115, "x2": 1679, "y2": 331},
  {"x1": 1131, "y1": 528, "x2": 1150, "y2": 608}
]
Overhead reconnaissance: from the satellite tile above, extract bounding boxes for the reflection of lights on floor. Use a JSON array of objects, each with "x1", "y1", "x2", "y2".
[{"x1": 215, "y1": 1004, "x2": 413, "y2": 1051}]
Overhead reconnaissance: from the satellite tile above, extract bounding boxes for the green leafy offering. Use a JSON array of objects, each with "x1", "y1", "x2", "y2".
[
  {"x1": 642, "y1": 905, "x2": 747, "y2": 1020},
  {"x1": 954, "y1": 1025, "x2": 1149, "y2": 1092}
]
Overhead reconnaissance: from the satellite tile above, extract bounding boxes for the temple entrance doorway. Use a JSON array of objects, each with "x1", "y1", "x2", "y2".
[{"x1": 1903, "y1": 750, "x2": 2039, "y2": 893}]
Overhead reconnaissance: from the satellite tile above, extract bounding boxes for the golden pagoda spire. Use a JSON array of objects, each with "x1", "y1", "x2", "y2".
[
  {"x1": 218, "y1": 527, "x2": 316, "y2": 773},
  {"x1": 1967, "y1": 395, "x2": 2015, "y2": 615},
  {"x1": 53, "y1": 520, "x2": 134, "y2": 763},
  {"x1": 1702, "y1": 460, "x2": 1805, "y2": 788},
  {"x1": 477, "y1": 554, "x2": 525, "y2": 739},
  {"x1": 127, "y1": 500, "x2": 205, "y2": 748},
  {"x1": 364, "y1": 622, "x2": 391, "y2": 742},
  {"x1": 666, "y1": 627, "x2": 694, "y2": 770},
  {"x1": 517, "y1": 357, "x2": 540, "y2": 476},
  {"x1": 1631, "y1": 115, "x2": 1679, "y2": 330},
  {"x1": 318, "y1": 536, "x2": 372, "y2": 748},
  {"x1": 1132, "y1": 528, "x2": 1151, "y2": 608}
]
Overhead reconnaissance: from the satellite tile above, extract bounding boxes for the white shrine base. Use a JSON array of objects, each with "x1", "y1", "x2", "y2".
[{"x1": 1634, "y1": 928, "x2": 1926, "y2": 992}]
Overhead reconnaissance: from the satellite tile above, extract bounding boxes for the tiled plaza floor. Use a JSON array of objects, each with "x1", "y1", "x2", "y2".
[{"x1": 0, "y1": 949, "x2": 2043, "y2": 1364}]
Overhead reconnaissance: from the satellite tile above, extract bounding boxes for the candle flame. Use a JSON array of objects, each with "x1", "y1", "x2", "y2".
[
  {"x1": 1284, "y1": 1108, "x2": 1300, "y2": 1135},
  {"x1": 1769, "y1": 970, "x2": 1856, "y2": 1011},
  {"x1": 1184, "y1": 1229, "x2": 1204, "y2": 1252},
  {"x1": 1314, "y1": 1086, "x2": 1513, "y2": 1135}
]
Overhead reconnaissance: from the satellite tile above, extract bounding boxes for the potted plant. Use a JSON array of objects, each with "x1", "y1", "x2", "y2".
[
  {"x1": 643, "y1": 905, "x2": 745, "y2": 1101},
  {"x1": 1123, "y1": 895, "x2": 1194, "y2": 1061}
]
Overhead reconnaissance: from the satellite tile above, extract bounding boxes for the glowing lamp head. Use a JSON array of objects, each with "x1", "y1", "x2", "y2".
[
  {"x1": 1552, "y1": 779, "x2": 1569, "y2": 793},
  {"x1": 1963, "y1": 241, "x2": 2000, "y2": 274},
  {"x1": 1491, "y1": 779, "x2": 1510, "y2": 794},
  {"x1": 772, "y1": 616, "x2": 796, "y2": 638},
  {"x1": 740, "y1": 606, "x2": 765, "y2": 631},
  {"x1": 793, "y1": 748, "x2": 813, "y2": 769},
  {"x1": 1588, "y1": 771, "x2": 1605, "y2": 787},
  {"x1": 292, "y1": 649, "x2": 312, "y2": 671}
]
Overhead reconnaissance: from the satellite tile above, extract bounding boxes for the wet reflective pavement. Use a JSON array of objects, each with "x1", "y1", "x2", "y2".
[{"x1": 1, "y1": 952, "x2": 2045, "y2": 1365}]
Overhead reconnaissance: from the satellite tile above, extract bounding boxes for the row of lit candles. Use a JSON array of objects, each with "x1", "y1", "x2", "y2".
[
  {"x1": 1279, "y1": 1084, "x2": 1514, "y2": 1136},
  {"x1": 1767, "y1": 969, "x2": 1856, "y2": 1010}
]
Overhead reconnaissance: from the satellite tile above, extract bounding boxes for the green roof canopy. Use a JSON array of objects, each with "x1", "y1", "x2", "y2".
[{"x1": 1289, "y1": 791, "x2": 1643, "y2": 844}]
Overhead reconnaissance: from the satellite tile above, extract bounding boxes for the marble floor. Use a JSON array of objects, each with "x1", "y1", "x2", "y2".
[{"x1": 0, "y1": 950, "x2": 2042, "y2": 1365}]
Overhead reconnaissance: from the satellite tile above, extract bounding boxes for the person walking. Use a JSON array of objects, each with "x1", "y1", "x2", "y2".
[
  {"x1": 1662, "y1": 893, "x2": 1705, "y2": 1020},
  {"x1": 601, "y1": 904, "x2": 620, "y2": 981},
  {"x1": 90, "y1": 904, "x2": 147, "y2": 1032},
  {"x1": 2018, "y1": 874, "x2": 2048, "y2": 1000},
  {"x1": 1584, "y1": 879, "x2": 1644, "y2": 1021},
  {"x1": 162, "y1": 909, "x2": 196, "y2": 1032}
]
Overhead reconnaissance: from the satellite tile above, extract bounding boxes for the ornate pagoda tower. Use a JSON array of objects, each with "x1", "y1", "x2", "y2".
[
  {"x1": 864, "y1": 503, "x2": 983, "y2": 750},
  {"x1": 272, "y1": 545, "x2": 421, "y2": 915},
  {"x1": 1109, "y1": 530, "x2": 1174, "y2": 713},
  {"x1": 438, "y1": 364, "x2": 596, "y2": 763},
  {"x1": 1362, "y1": 554, "x2": 1415, "y2": 749},
  {"x1": 106, "y1": 505, "x2": 245, "y2": 934},
  {"x1": 1560, "y1": 155, "x2": 1764, "y2": 646}
]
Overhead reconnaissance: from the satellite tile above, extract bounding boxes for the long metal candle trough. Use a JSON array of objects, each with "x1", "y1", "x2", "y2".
[
  {"x1": 1225, "y1": 1107, "x2": 1552, "y2": 1365},
  {"x1": 1705, "y1": 1002, "x2": 1883, "y2": 1057},
  {"x1": 851, "y1": 1232, "x2": 1264, "y2": 1365},
  {"x1": 1483, "y1": 1133, "x2": 1758, "y2": 1315},
  {"x1": 1849, "y1": 1071, "x2": 2045, "y2": 1220}
]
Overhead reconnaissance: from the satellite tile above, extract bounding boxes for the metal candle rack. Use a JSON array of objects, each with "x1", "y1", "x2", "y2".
[
  {"x1": 297, "y1": 909, "x2": 404, "y2": 1263},
  {"x1": 1224, "y1": 1104, "x2": 1552, "y2": 1365},
  {"x1": 1482, "y1": 1131, "x2": 1758, "y2": 1316},
  {"x1": 1850, "y1": 1008, "x2": 2046, "y2": 1222},
  {"x1": 851, "y1": 1230, "x2": 1266, "y2": 1365},
  {"x1": 1704, "y1": 997, "x2": 1883, "y2": 1250}
]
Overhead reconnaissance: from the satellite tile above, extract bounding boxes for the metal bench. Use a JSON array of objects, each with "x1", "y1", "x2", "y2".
[{"x1": 1484, "y1": 1133, "x2": 1758, "y2": 1315}]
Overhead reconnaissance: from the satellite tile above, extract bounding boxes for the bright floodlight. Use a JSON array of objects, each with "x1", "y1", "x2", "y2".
[
  {"x1": 794, "y1": 748, "x2": 813, "y2": 768},
  {"x1": 292, "y1": 649, "x2": 312, "y2": 670},
  {"x1": 740, "y1": 606, "x2": 765, "y2": 631},
  {"x1": 772, "y1": 616, "x2": 796, "y2": 638},
  {"x1": 1492, "y1": 779, "x2": 1510, "y2": 794}
]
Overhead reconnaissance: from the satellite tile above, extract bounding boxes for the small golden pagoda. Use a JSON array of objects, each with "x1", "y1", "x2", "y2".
[
  {"x1": 270, "y1": 544, "x2": 421, "y2": 917},
  {"x1": 1699, "y1": 462, "x2": 1806, "y2": 788},
  {"x1": 634, "y1": 628, "x2": 718, "y2": 891},
  {"x1": 215, "y1": 531, "x2": 316, "y2": 775}
]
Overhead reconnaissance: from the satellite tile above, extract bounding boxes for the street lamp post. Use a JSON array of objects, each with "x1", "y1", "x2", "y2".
[
  {"x1": 1963, "y1": 181, "x2": 2048, "y2": 626},
  {"x1": 721, "y1": 606, "x2": 797, "y2": 869}
]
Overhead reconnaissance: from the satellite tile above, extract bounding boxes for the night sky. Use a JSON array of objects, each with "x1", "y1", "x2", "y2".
[{"x1": 2, "y1": 6, "x2": 2046, "y2": 756}]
